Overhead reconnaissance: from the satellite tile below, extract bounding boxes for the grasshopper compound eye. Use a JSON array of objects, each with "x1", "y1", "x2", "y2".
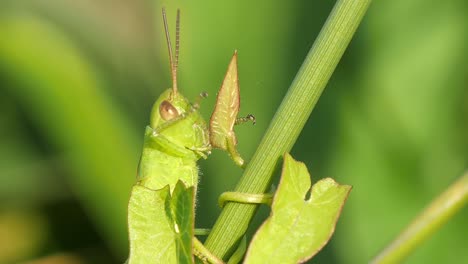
[{"x1": 159, "y1": 100, "x2": 179, "y2": 120}]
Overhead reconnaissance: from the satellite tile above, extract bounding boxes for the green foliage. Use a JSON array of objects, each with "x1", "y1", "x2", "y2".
[
  {"x1": 171, "y1": 182, "x2": 196, "y2": 264},
  {"x1": 128, "y1": 181, "x2": 194, "y2": 264},
  {"x1": 0, "y1": 13, "x2": 137, "y2": 256},
  {"x1": 244, "y1": 154, "x2": 351, "y2": 264},
  {"x1": 128, "y1": 185, "x2": 172, "y2": 263},
  {"x1": 128, "y1": 150, "x2": 352, "y2": 264}
]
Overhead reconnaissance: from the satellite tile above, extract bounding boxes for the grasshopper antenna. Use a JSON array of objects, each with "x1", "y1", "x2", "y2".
[
  {"x1": 175, "y1": 9, "x2": 180, "y2": 76},
  {"x1": 162, "y1": 8, "x2": 180, "y2": 97}
]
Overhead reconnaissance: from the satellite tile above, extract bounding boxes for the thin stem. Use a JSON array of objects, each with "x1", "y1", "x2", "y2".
[
  {"x1": 204, "y1": 0, "x2": 372, "y2": 259},
  {"x1": 371, "y1": 172, "x2": 468, "y2": 264}
]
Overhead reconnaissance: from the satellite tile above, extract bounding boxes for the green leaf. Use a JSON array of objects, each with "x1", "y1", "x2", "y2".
[
  {"x1": 244, "y1": 153, "x2": 351, "y2": 264},
  {"x1": 171, "y1": 181, "x2": 195, "y2": 264},
  {"x1": 127, "y1": 181, "x2": 194, "y2": 264}
]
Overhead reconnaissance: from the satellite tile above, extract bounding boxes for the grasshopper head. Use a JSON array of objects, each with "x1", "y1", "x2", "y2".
[
  {"x1": 147, "y1": 9, "x2": 209, "y2": 157},
  {"x1": 149, "y1": 89, "x2": 210, "y2": 156}
]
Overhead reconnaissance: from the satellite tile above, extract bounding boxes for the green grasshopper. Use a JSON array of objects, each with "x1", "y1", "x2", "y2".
[
  {"x1": 137, "y1": 9, "x2": 210, "y2": 193},
  {"x1": 137, "y1": 7, "x2": 256, "y2": 192},
  {"x1": 127, "y1": 8, "x2": 262, "y2": 264}
]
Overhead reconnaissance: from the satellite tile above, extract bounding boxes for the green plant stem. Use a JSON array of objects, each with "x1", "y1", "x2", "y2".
[
  {"x1": 371, "y1": 172, "x2": 468, "y2": 264},
  {"x1": 204, "y1": 0, "x2": 372, "y2": 259}
]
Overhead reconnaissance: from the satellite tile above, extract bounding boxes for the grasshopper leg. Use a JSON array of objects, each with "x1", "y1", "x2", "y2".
[
  {"x1": 193, "y1": 234, "x2": 247, "y2": 264},
  {"x1": 235, "y1": 114, "x2": 256, "y2": 125},
  {"x1": 193, "y1": 237, "x2": 224, "y2": 264}
]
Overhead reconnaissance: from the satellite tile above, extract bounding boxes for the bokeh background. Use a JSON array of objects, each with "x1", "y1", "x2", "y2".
[{"x1": 1, "y1": 0, "x2": 467, "y2": 263}]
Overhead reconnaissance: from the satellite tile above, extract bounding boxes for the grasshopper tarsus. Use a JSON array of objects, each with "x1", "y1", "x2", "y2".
[
  {"x1": 193, "y1": 91, "x2": 209, "y2": 110},
  {"x1": 235, "y1": 114, "x2": 256, "y2": 125},
  {"x1": 200, "y1": 91, "x2": 209, "y2": 98}
]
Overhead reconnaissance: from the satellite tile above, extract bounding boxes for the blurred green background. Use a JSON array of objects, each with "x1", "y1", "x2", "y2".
[{"x1": 0, "y1": 0, "x2": 466, "y2": 263}]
